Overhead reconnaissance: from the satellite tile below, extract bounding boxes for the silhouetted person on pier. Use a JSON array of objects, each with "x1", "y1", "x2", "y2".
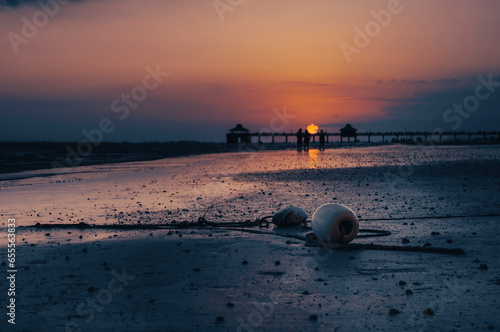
[
  {"x1": 319, "y1": 130, "x2": 326, "y2": 151},
  {"x1": 296, "y1": 128, "x2": 303, "y2": 152},
  {"x1": 303, "y1": 129, "x2": 311, "y2": 151}
]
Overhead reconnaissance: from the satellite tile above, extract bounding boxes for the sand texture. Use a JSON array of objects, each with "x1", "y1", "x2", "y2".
[{"x1": 1, "y1": 144, "x2": 499, "y2": 331}]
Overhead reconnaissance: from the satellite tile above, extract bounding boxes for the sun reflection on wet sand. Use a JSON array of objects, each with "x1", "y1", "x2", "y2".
[{"x1": 308, "y1": 149, "x2": 318, "y2": 168}]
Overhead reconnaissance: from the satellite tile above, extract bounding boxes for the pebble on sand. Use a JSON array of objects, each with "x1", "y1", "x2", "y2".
[
  {"x1": 424, "y1": 308, "x2": 435, "y2": 316},
  {"x1": 389, "y1": 308, "x2": 400, "y2": 315}
]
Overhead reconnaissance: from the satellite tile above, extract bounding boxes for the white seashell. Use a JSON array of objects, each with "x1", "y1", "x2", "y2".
[
  {"x1": 311, "y1": 203, "x2": 359, "y2": 244},
  {"x1": 272, "y1": 206, "x2": 307, "y2": 227}
]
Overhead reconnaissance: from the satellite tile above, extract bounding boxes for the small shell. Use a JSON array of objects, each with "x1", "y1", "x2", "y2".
[{"x1": 272, "y1": 206, "x2": 307, "y2": 227}]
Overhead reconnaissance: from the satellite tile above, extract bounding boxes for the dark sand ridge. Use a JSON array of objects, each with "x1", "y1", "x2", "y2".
[
  {"x1": 0, "y1": 145, "x2": 499, "y2": 330},
  {"x1": 0, "y1": 141, "x2": 238, "y2": 175}
]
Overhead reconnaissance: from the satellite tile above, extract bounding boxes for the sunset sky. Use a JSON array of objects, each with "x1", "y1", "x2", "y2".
[{"x1": 1, "y1": 0, "x2": 499, "y2": 142}]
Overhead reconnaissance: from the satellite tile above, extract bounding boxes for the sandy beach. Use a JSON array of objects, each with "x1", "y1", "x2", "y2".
[
  {"x1": 2, "y1": 0, "x2": 500, "y2": 330},
  {"x1": 1, "y1": 144, "x2": 500, "y2": 331}
]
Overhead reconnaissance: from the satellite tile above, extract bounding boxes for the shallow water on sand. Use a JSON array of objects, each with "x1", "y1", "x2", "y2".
[{"x1": 1, "y1": 144, "x2": 499, "y2": 230}]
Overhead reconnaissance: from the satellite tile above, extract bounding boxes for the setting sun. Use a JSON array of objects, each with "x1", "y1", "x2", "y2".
[{"x1": 307, "y1": 124, "x2": 319, "y2": 135}]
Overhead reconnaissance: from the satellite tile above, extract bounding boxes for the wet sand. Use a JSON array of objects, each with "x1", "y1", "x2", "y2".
[{"x1": 1, "y1": 145, "x2": 499, "y2": 331}]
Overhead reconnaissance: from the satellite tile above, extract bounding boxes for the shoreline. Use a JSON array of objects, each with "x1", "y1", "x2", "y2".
[{"x1": 1, "y1": 140, "x2": 499, "y2": 177}]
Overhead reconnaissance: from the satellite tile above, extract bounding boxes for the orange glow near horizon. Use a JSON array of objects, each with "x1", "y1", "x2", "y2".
[{"x1": 1, "y1": 0, "x2": 500, "y2": 141}]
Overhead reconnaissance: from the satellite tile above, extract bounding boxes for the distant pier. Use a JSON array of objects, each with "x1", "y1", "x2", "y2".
[
  {"x1": 246, "y1": 130, "x2": 500, "y2": 144},
  {"x1": 226, "y1": 124, "x2": 500, "y2": 144}
]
